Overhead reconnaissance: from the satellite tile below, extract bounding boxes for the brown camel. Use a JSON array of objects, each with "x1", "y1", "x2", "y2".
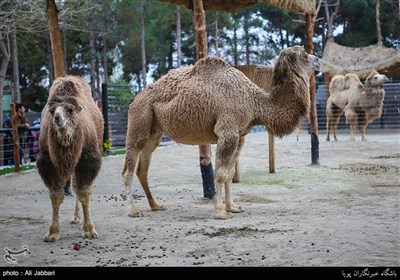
[
  {"x1": 37, "y1": 76, "x2": 104, "y2": 241},
  {"x1": 344, "y1": 69, "x2": 389, "y2": 141},
  {"x1": 122, "y1": 45, "x2": 319, "y2": 220}
]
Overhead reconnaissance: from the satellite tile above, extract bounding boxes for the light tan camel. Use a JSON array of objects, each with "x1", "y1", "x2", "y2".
[
  {"x1": 326, "y1": 73, "x2": 365, "y2": 141},
  {"x1": 344, "y1": 69, "x2": 389, "y2": 141},
  {"x1": 122, "y1": 45, "x2": 319, "y2": 220},
  {"x1": 37, "y1": 76, "x2": 104, "y2": 241},
  {"x1": 326, "y1": 70, "x2": 388, "y2": 142}
]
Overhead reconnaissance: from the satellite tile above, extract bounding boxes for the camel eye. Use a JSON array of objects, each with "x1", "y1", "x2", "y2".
[
  {"x1": 374, "y1": 77, "x2": 377, "y2": 79},
  {"x1": 67, "y1": 108, "x2": 74, "y2": 114}
]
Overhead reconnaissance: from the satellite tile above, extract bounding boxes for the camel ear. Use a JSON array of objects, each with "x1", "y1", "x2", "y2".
[{"x1": 77, "y1": 105, "x2": 83, "y2": 112}]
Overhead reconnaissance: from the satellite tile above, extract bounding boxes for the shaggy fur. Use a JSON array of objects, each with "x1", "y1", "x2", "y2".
[
  {"x1": 122, "y1": 45, "x2": 319, "y2": 220},
  {"x1": 326, "y1": 73, "x2": 364, "y2": 141},
  {"x1": 37, "y1": 75, "x2": 104, "y2": 242},
  {"x1": 344, "y1": 69, "x2": 388, "y2": 141},
  {"x1": 326, "y1": 70, "x2": 388, "y2": 142}
]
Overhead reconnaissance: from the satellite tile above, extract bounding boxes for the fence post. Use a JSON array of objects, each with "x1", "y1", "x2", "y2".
[
  {"x1": 10, "y1": 103, "x2": 20, "y2": 172},
  {"x1": 102, "y1": 83, "x2": 109, "y2": 143}
]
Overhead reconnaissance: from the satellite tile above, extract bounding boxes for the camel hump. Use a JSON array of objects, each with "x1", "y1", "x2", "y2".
[{"x1": 194, "y1": 56, "x2": 231, "y2": 69}]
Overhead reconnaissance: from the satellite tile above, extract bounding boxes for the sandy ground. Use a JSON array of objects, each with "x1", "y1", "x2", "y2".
[{"x1": 0, "y1": 129, "x2": 399, "y2": 267}]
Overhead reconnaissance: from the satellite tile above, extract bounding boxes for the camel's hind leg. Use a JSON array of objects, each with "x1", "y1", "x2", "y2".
[
  {"x1": 225, "y1": 136, "x2": 245, "y2": 214},
  {"x1": 326, "y1": 101, "x2": 342, "y2": 141},
  {"x1": 214, "y1": 129, "x2": 240, "y2": 220},
  {"x1": 70, "y1": 176, "x2": 82, "y2": 225},
  {"x1": 135, "y1": 130, "x2": 166, "y2": 211}
]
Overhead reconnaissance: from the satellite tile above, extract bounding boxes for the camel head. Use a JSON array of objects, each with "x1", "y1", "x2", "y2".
[
  {"x1": 365, "y1": 69, "x2": 389, "y2": 87},
  {"x1": 48, "y1": 96, "x2": 82, "y2": 129},
  {"x1": 273, "y1": 45, "x2": 320, "y2": 86}
]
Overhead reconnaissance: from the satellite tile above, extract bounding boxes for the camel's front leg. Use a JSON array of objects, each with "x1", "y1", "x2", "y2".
[
  {"x1": 349, "y1": 124, "x2": 356, "y2": 142},
  {"x1": 44, "y1": 190, "x2": 64, "y2": 242},
  {"x1": 77, "y1": 189, "x2": 97, "y2": 239}
]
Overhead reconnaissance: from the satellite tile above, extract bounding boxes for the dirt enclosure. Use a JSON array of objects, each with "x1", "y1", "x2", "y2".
[{"x1": 0, "y1": 129, "x2": 399, "y2": 267}]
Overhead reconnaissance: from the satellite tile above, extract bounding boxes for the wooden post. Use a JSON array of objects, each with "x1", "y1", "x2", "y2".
[
  {"x1": 47, "y1": 0, "x2": 66, "y2": 79},
  {"x1": 306, "y1": 13, "x2": 319, "y2": 165},
  {"x1": 10, "y1": 103, "x2": 20, "y2": 172},
  {"x1": 193, "y1": 0, "x2": 208, "y2": 61},
  {"x1": 268, "y1": 130, "x2": 275, "y2": 173}
]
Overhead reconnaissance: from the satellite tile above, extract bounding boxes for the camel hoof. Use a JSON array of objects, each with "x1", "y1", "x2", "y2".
[
  {"x1": 227, "y1": 205, "x2": 244, "y2": 213},
  {"x1": 214, "y1": 211, "x2": 233, "y2": 220},
  {"x1": 151, "y1": 204, "x2": 167, "y2": 211},
  {"x1": 70, "y1": 216, "x2": 83, "y2": 225},
  {"x1": 82, "y1": 230, "x2": 98, "y2": 239},
  {"x1": 43, "y1": 232, "x2": 60, "y2": 242},
  {"x1": 128, "y1": 211, "x2": 144, "y2": 218}
]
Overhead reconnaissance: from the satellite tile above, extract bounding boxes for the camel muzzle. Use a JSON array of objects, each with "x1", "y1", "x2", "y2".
[{"x1": 309, "y1": 55, "x2": 320, "y2": 71}]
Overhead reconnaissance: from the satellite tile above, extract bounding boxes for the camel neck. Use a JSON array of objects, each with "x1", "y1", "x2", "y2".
[{"x1": 255, "y1": 75, "x2": 310, "y2": 138}]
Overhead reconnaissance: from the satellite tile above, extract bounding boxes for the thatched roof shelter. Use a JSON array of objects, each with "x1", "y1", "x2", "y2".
[
  {"x1": 321, "y1": 41, "x2": 400, "y2": 79},
  {"x1": 160, "y1": 0, "x2": 315, "y2": 14}
]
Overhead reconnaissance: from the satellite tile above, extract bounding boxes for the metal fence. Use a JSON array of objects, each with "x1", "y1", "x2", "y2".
[{"x1": 1, "y1": 81, "x2": 399, "y2": 167}]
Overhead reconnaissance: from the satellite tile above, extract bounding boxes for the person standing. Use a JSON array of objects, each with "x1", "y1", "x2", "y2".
[{"x1": 15, "y1": 103, "x2": 30, "y2": 164}]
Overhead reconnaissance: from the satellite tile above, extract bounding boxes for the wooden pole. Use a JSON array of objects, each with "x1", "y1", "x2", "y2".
[
  {"x1": 193, "y1": 0, "x2": 208, "y2": 60},
  {"x1": 10, "y1": 103, "x2": 20, "y2": 172},
  {"x1": 306, "y1": 13, "x2": 319, "y2": 165},
  {"x1": 47, "y1": 0, "x2": 66, "y2": 79},
  {"x1": 268, "y1": 130, "x2": 275, "y2": 173}
]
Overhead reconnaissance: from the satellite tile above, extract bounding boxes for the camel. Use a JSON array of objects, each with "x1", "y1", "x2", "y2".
[
  {"x1": 122, "y1": 45, "x2": 320, "y2": 220},
  {"x1": 326, "y1": 70, "x2": 388, "y2": 142},
  {"x1": 344, "y1": 69, "x2": 389, "y2": 141},
  {"x1": 326, "y1": 73, "x2": 364, "y2": 141},
  {"x1": 36, "y1": 75, "x2": 104, "y2": 241}
]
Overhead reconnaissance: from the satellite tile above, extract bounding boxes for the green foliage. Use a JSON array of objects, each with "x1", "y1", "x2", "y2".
[
  {"x1": 108, "y1": 77, "x2": 137, "y2": 112},
  {"x1": 4, "y1": 0, "x2": 399, "y2": 101}
]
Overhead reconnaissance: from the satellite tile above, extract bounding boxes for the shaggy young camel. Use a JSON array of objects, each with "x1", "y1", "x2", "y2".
[
  {"x1": 122, "y1": 45, "x2": 320, "y2": 220},
  {"x1": 326, "y1": 70, "x2": 388, "y2": 142},
  {"x1": 326, "y1": 73, "x2": 364, "y2": 141},
  {"x1": 37, "y1": 76, "x2": 104, "y2": 241},
  {"x1": 344, "y1": 69, "x2": 389, "y2": 141}
]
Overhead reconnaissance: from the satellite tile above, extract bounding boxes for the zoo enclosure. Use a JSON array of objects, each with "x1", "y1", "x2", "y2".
[{"x1": 1, "y1": 81, "x2": 399, "y2": 168}]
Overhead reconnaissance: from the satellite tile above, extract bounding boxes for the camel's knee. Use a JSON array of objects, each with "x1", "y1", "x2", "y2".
[{"x1": 216, "y1": 167, "x2": 229, "y2": 183}]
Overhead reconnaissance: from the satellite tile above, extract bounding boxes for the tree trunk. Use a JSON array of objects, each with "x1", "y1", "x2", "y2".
[
  {"x1": 325, "y1": 0, "x2": 340, "y2": 42},
  {"x1": 11, "y1": 16, "x2": 21, "y2": 104},
  {"x1": 140, "y1": 0, "x2": 147, "y2": 89},
  {"x1": 46, "y1": 35, "x2": 54, "y2": 85},
  {"x1": 102, "y1": 0, "x2": 109, "y2": 83},
  {"x1": 214, "y1": 12, "x2": 219, "y2": 56},
  {"x1": 376, "y1": 0, "x2": 382, "y2": 46},
  {"x1": 233, "y1": 21, "x2": 238, "y2": 66},
  {"x1": 176, "y1": 5, "x2": 182, "y2": 68},
  {"x1": 47, "y1": 0, "x2": 66, "y2": 79},
  {"x1": 306, "y1": 13, "x2": 319, "y2": 165},
  {"x1": 244, "y1": 11, "x2": 250, "y2": 65},
  {"x1": 88, "y1": 0, "x2": 97, "y2": 99},
  {"x1": 62, "y1": 16, "x2": 68, "y2": 74}
]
